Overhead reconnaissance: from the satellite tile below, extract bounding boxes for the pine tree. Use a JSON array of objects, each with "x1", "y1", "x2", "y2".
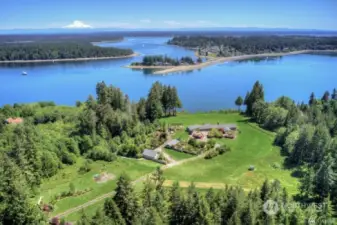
[
  {"x1": 77, "y1": 210, "x2": 91, "y2": 225},
  {"x1": 318, "y1": 195, "x2": 334, "y2": 225},
  {"x1": 314, "y1": 154, "x2": 336, "y2": 199},
  {"x1": 331, "y1": 88, "x2": 337, "y2": 100},
  {"x1": 260, "y1": 180, "x2": 271, "y2": 202},
  {"x1": 0, "y1": 154, "x2": 45, "y2": 225},
  {"x1": 91, "y1": 209, "x2": 113, "y2": 225},
  {"x1": 245, "y1": 81, "x2": 264, "y2": 116},
  {"x1": 300, "y1": 167, "x2": 315, "y2": 198},
  {"x1": 235, "y1": 96, "x2": 244, "y2": 111},
  {"x1": 321, "y1": 91, "x2": 330, "y2": 102},
  {"x1": 104, "y1": 198, "x2": 126, "y2": 225},
  {"x1": 113, "y1": 173, "x2": 139, "y2": 225},
  {"x1": 241, "y1": 200, "x2": 256, "y2": 225},
  {"x1": 309, "y1": 92, "x2": 316, "y2": 106}
]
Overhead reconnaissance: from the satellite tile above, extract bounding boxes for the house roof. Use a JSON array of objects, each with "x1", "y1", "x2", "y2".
[
  {"x1": 166, "y1": 139, "x2": 180, "y2": 146},
  {"x1": 187, "y1": 124, "x2": 236, "y2": 131},
  {"x1": 5, "y1": 117, "x2": 23, "y2": 124},
  {"x1": 142, "y1": 149, "x2": 158, "y2": 158}
]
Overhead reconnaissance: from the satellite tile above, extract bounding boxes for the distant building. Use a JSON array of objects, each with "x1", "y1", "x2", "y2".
[
  {"x1": 142, "y1": 149, "x2": 159, "y2": 161},
  {"x1": 187, "y1": 124, "x2": 237, "y2": 134},
  {"x1": 165, "y1": 139, "x2": 180, "y2": 148},
  {"x1": 5, "y1": 117, "x2": 23, "y2": 124}
]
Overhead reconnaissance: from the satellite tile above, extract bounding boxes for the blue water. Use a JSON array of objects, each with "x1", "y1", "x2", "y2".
[{"x1": 1, "y1": 37, "x2": 337, "y2": 112}]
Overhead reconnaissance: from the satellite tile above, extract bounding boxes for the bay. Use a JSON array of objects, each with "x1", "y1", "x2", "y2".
[{"x1": 1, "y1": 37, "x2": 337, "y2": 112}]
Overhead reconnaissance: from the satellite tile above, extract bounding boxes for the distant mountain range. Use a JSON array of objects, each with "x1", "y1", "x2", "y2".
[{"x1": 1, "y1": 27, "x2": 337, "y2": 36}]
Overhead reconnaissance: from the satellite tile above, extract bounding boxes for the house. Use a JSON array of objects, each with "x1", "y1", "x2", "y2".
[
  {"x1": 187, "y1": 124, "x2": 237, "y2": 134},
  {"x1": 5, "y1": 117, "x2": 23, "y2": 125},
  {"x1": 142, "y1": 149, "x2": 159, "y2": 160},
  {"x1": 165, "y1": 139, "x2": 180, "y2": 148}
]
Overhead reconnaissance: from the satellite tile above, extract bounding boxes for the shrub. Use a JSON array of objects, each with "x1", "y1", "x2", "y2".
[
  {"x1": 86, "y1": 146, "x2": 116, "y2": 162},
  {"x1": 204, "y1": 149, "x2": 219, "y2": 159},
  {"x1": 188, "y1": 138, "x2": 197, "y2": 147},
  {"x1": 208, "y1": 128, "x2": 223, "y2": 138},
  {"x1": 78, "y1": 159, "x2": 92, "y2": 174}
]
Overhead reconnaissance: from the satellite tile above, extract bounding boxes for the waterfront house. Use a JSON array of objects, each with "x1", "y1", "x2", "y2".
[{"x1": 187, "y1": 124, "x2": 237, "y2": 134}]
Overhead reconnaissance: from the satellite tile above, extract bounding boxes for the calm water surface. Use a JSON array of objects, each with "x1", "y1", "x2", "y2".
[{"x1": 1, "y1": 37, "x2": 337, "y2": 111}]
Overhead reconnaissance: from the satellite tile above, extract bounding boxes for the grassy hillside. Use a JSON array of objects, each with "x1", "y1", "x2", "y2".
[{"x1": 160, "y1": 112, "x2": 299, "y2": 193}]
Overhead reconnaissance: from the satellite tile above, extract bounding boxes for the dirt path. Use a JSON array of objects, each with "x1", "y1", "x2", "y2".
[
  {"x1": 163, "y1": 180, "x2": 251, "y2": 192},
  {"x1": 52, "y1": 151, "x2": 206, "y2": 219}
]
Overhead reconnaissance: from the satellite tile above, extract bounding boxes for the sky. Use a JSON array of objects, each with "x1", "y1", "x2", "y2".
[{"x1": 1, "y1": 0, "x2": 336, "y2": 30}]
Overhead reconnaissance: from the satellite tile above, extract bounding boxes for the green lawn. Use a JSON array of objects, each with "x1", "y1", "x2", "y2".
[
  {"x1": 39, "y1": 157, "x2": 158, "y2": 217},
  {"x1": 164, "y1": 148, "x2": 193, "y2": 161},
  {"x1": 160, "y1": 112, "x2": 299, "y2": 194}
]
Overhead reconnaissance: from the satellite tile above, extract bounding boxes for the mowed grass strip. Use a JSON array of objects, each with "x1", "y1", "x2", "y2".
[
  {"x1": 39, "y1": 157, "x2": 158, "y2": 216},
  {"x1": 164, "y1": 148, "x2": 193, "y2": 161},
  {"x1": 160, "y1": 112, "x2": 299, "y2": 194}
]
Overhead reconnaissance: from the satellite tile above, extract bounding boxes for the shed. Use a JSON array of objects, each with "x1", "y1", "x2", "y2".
[
  {"x1": 142, "y1": 149, "x2": 159, "y2": 160},
  {"x1": 166, "y1": 139, "x2": 180, "y2": 148}
]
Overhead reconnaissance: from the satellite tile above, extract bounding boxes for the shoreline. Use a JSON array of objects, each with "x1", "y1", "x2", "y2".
[
  {"x1": 124, "y1": 65, "x2": 175, "y2": 69},
  {"x1": 0, "y1": 52, "x2": 139, "y2": 64},
  {"x1": 153, "y1": 50, "x2": 337, "y2": 75}
]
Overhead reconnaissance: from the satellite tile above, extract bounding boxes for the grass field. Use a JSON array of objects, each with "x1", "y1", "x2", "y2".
[
  {"x1": 39, "y1": 157, "x2": 158, "y2": 217},
  {"x1": 164, "y1": 148, "x2": 193, "y2": 161},
  {"x1": 160, "y1": 112, "x2": 299, "y2": 194}
]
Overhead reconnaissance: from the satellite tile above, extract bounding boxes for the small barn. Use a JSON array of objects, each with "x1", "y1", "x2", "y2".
[
  {"x1": 142, "y1": 149, "x2": 159, "y2": 161},
  {"x1": 165, "y1": 139, "x2": 180, "y2": 148}
]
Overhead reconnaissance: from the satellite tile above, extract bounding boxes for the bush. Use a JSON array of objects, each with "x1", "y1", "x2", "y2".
[
  {"x1": 208, "y1": 128, "x2": 223, "y2": 138},
  {"x1": 204, "y1": 149, "x2": 219, "y2": 159},
  {"x1": 188, "y1": 138, "x2": 197, "y2": 147},
  {"x1": 86, "y1": 146, "x2": 116, "y2": 162},
  {"x1": 78, "y1": 159, "x2": 92, "y2": 174}
]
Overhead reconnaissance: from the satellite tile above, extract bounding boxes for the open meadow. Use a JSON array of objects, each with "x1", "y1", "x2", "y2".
[{"x1": 160, "y1": 112, "x2": 299, "y2": 193}]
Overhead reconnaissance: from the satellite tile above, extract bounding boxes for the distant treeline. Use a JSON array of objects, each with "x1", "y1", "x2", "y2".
[
  {"x1": 0, "y1": 33, "x2": 125, "y2": 44},
  {"x1": 131, "y1": 55, "x2": 197, "y2": 66},
  {"x1": 0, "y1": 42, "x2": 133, "y2": 61},
  {"x1": 168, "y1": 36, "x2": 337, "y2": 56}
]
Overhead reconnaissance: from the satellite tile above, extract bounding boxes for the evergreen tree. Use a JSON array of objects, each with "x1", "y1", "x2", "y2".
[
  {"x1": 314, "y1": 154, "x2": 336, "y2": 199},
  {"x1": 113, "y1": 174, "x2": 139, "y2": 225},
  {"x1": 322, "y1": 91, "x2": 330, "y2": 102},
  {"x1": 245, "y1": 81, "x2": 264, "y2": 116},
  {"x1": 331, "y1": 88, "x2": 337, "y2": 100},
  {"x1": 309, "y1": 92, "x2": 316, "y2": 106},
  {"x1": 235, "y1": 96, "x2": 244, "y2": 111},
  {"x1": 0, "y1": 153, "x2": 45, "y2": 225},
  {"x1": 104, "y1": 198, "x2": 126, "y2": 225}
]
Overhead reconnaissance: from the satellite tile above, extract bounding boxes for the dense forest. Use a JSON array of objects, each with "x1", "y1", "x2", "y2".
[
  {"x1": 0, "y1": 42, "x2": 133, "y2": 61},
  {"x1": 74, "y1": 168, "x2": 334, "y2": 225},
  {"x1": 131, "y1": 55, "x2": 198, "y2": 66},
  {"x1": 0, "y1": 33, "x2": 135, "y2": 61},
  {"x1": 0, "y1": 81, "x2": 182, "y2": 224},
  {"x1": 236, "y1": 82, "x2": 337, "y2": 217},
  {"x1": 168, "y1": 36, "x2": 337, "y2": 57}
]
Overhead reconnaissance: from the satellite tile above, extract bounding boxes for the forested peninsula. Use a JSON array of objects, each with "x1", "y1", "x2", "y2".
[
  {"x1": 0, "y1": 34, "x2": 134, "y2": 62},
  {"x1": 168, "y1": 36, "x2": 337, "y2": 57}
]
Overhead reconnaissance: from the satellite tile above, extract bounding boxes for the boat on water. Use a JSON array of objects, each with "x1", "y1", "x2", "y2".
[{"x1": 22, "y1": 71, "x2": 28, "y2": 76}]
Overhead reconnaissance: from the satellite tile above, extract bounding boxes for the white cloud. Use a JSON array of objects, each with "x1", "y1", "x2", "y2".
[
  {"x1": 63, "y1": 20, "x2": 92, "y2": 29},
  {"x1": 140, "y1": 19, "x2": 151, "y2": 23}
]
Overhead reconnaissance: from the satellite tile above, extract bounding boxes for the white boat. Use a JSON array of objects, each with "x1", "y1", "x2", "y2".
[{"x1": 22, "y1": 71, "x2": 27, "y2": 76}]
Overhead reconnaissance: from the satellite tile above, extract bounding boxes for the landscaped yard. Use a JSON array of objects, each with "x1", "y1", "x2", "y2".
[
  {"x1": 38, "y1": 157, "x2": 158, "y2": 217},
  {"x1": 160, "y1": 112, "x2": 299, "y2": 194}
]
